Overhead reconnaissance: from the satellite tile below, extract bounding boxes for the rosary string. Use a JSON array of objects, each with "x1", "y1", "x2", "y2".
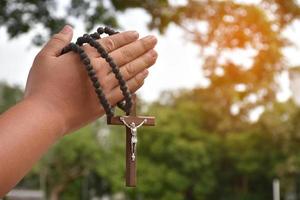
[
  {"x1": 60, "y1": 26, "x2": 133, "y2": 118},
  {"x1": 61, "y1": 42, "x2": 115, "y2": 117},
  {"x1": 76, "y1": 29, "x2": 132, "y2": 113}
]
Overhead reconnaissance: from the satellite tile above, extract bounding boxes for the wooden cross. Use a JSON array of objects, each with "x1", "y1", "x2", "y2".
[{"x1": 107, "y1": 94, "x2": 155, "y2": 187}]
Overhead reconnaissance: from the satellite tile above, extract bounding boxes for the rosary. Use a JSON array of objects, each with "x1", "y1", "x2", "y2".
[{"x1": 60, "y1": 27, "x2": 155, "y2": 187}]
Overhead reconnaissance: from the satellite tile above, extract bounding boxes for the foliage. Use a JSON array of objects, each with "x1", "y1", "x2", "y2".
[
  {"x1": 39, "y1": 125, "x2": 104, "y2": 199},
  {"x1": 0, "y1": 82, "x2": 23, "y2": 113}
]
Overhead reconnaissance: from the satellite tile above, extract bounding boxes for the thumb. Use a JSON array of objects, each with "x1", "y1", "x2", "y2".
[{"x1": 40, "y1": 25, "x2": 73, "y2": 57}]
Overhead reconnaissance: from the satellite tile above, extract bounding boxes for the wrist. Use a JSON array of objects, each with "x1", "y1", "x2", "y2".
[{"x1": 22, "y1": 96, "x2": 68, "y2": 139}]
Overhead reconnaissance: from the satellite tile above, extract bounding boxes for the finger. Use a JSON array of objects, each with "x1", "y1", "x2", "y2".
[
  {"x1": 84, "y1": 31, "x2": 139, "y2": 57},
  {"x1": 106, "y1": 70, "x2": 149, "y2": 105},
  {"x1": 104, "y1": 49, "x2": 157, "y2": 91},
  {"x1": 95, "y1": 35, "x2": 157, "y2": 75},
  {"x1": 40, "y1": 25, "x2": 73, "y2": 57}
]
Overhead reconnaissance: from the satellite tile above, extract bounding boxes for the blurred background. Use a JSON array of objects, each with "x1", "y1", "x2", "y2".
[{"x1": 1, "y1": 0, "x2": 300, "y2": 199}]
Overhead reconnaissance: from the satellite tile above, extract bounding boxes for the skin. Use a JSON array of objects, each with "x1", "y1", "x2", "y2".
[{"x1": 0, "y1": 25, "x2": 158, "y2": 196}]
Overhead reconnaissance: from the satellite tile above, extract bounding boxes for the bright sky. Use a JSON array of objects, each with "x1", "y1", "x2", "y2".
[{"x1": 0, "y1": 1, "x2": 300, "y2": 103}]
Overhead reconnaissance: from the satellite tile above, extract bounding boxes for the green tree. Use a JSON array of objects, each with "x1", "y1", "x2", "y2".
[
  {"x1": 0, "y1": 82, "x2": 23, "y2": 113},
  {"x1": 38, "y1": 125, "x2": 103, "y2": 200}
]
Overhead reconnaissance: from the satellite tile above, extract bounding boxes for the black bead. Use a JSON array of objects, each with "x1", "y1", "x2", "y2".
[
  {"x1": 70, "y1": 43, "x2": 78, "y2": 52},
  {"x1": 90, "y1": 32, "x2": 100, "y2": 39},
  {"x1": 100, "y1": 98, "x2": 109, "y2": 106},
  {"x1": 61, "y1": 46, "x2": 70, "y2": 54},
  {"x1": 88, "y1": 40, "x2": 96, "y2": 47},
  {"x1": 120, "y1": 85, "x2": 127, "y2": 91},
  {"x1": 76, "y1": 37, "x2": 84, "y2": 46},
  {"x1": 80, "y1": 52, "x2": 87, "y2": 59},
  {"x1": 78, "y1": 48, "x2": 84, "y2": 54},
  {"x1": 91, "y1": 76, "x2": 98, "y2": 82},
  {"x1": 112, "y1": 67, "x2": 119, "y2": 74},
  {"x1": 92, "y1": 40, "x2": 99, "y2": 48},
  {"x1": 97, "y1": 27, "x2": 104, "y2": 34},
  {"x1": 93, "y1": 42, "x2": 100, "y2": 49},
  {"x1": 109, "y1": 61, "x2": 117, "y2": 68},
  {"x1": 96, "y1": 46, "x2": 105, "y2": 53},
  {"x1": 100, "y1": 52, "x2": 107, "y2": 58},
  {"x1": 88, "y1": 69, "x2": 96, "y2": 76},
  {"x1": 97, "y1": 94, "x2": 105, "y2": 100},
  {"x1": 85, "y1": 64, "x2": 93, "y2": 71},
  {"x1": 126, "y1": 93, "x2": 132, "y2": 100},
  {"x1": 105, "y1": 56, "x2": 112, "y2": 62},
  {"x1": 83, "y1": 33, "x2": 89, "y2": 39},
  {"x1": 93, "y1": 81, "x2": 100, "y2": 88},
  {"x1": 95, "y1": 88, "x2": 102, "y2": 95},
  {"x1": 65, "y1": 45, "x2": 72, "y2": 52},
  {"x1": 117, "y1": 101, "x2": 126, "y2": 109},
  {"x1": 119, "y1": 79, "x2": 126, "y2": 86},
  {"x1": 104, "y1": 27, "x2": 115, "y2": 35},
  {"x1": 116, "y1": 73, "x2": 122, "y2": 80},
  {"x1": 83, "y1": 57, "x2": 90, "y2": 65}
]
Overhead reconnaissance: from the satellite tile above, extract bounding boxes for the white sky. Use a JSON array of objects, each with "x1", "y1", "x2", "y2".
[{"x1": 0, "y1": 2, "x2": 300, "y2": 103}]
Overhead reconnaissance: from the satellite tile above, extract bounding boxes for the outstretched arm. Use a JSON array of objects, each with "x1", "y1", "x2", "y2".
[{"x1": 0, "y1": 25, "x2": 157, "y2": 196}]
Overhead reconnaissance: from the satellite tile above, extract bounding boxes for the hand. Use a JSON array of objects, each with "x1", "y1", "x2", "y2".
[{"x1": 24, "y1": 25, "x2": 158, "y2": 135}]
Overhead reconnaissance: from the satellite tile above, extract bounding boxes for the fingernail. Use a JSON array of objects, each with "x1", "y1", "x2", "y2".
[
  {"x1": 149, "y1": 49, "x2": 157, "y2": 58},
  {"x1": 142, "y1": 69, "x2": 149, "y2": 78},
  {"x1": 60, "y1": 25, "x2": 73, "y2": 34},
  {"x1": 144, "y1": 35, "x2": 157, "y2": 42},
  {"x1": 129, "y1": 31, "x2": 139, "y2": 39}
]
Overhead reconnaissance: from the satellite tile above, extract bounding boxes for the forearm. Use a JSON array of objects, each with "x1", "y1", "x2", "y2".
[{"x1": 0, "y1": 97, "x2": 64, "y2": 196}]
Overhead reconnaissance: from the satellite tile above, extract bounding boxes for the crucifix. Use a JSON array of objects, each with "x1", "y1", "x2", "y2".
[
  {"x1": 107, "y1": 94, "x2": 155, "y2": 187},
  {"x1": 61, "y1": 26, "x2": 155, "y2": 187}
]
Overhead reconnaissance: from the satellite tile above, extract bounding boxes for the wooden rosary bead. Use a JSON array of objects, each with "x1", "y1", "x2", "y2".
[
  {"x1": 82, "y1": 57, "x2": 90, "y2": 65},
  {"x1": 96, "y1": 46, "x2": 105, "y2": 53},
  {"x1": 61, "y1": 49, "x2": 66, "y2": 54},
  {"x1": 120, "y1": 85, "x2": 128, "y2": 91},
  {"x1": 116, "y1": 73, "x2": 123, "y2": 80},
  {"x1": 97, "y1": 93, "x2": 105, "y2": 100},
  {"x1": 83, "y1": 33, "x2": 89, "y2": 39},
  {"x1": 87, "y1": 39, "x2": 95, "y2": 47},
  {"x1": 65, "y1": 45, "x2": 72, "y2": 52},
  {"x1": 93, "y1": 80, "x2": 100, "y2": 88},
  {"x1": 88, "y1": 69, "x2": 96, "y2": 76},
  {"x1": 78, "y1": 48, "x2": 84, "y2": 54},
  {"x1": 117, "y1": 101, "x2": 126, "y2": 110},
  {"x1": 80, "y1": 52, "x2": 88, "y2": 59},
  {"x1": 112, "y1": 67, "x2": 119, "y2": 74},
  {"x1": 76, "y1": 37, "x2": 85, "y2": 46},
  {"x1": 70, "y1": 43, "x2": 78, "y2": 52},
  {"x1": 105, "y1": 56, "x2": 112, "y2": 62},
  {"x1": 99, "y1": 51, "x2": 107, "y2": 58},
  {"x1": 97, "y1": 93, "x2": 105, "y2": 99},
  {"x1": 91, "y1": 76, "x2": 98, "y2": 82},
  {"x1": 85, "y1": 64, "x2": 93, "y2": 71},
  {"x1": 97, "y1": 27, "x2": 104, "y2": 34},
  {"x1": 95, "y1": 88, "x2": 103, "y2": 95},
  {"x1": 90, "y1": 32, "x2": 100, "y2": 39},
  {"x1": 119, "y1": 79, "x2": 126, "y2": 86},
  {"x1": 104, "y1": 27, "x2": 115, "y2": 35},
  {"x1": 93, "y1": 43, "x2": 100, "y2": 49},
  {"x1": 109, "y1": 61, "x2": 117, "y2": 68}
]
